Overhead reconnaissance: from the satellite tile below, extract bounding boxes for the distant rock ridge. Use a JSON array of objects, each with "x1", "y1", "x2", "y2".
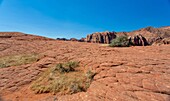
[
  {"x1": 56, "y1": 37, "x2": 86, "y2": 42},
  {"x1": 85, "y1": 26, "x2": 170, "y2": 45},
  {"x1": 1, "y1": 26, "x2": 169, "y2": 46}
]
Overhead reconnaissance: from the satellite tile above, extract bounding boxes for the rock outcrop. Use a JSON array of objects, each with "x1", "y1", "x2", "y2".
[
  {"x1": 127, "y1": 26, "x2": 170, "y2": 45},
  {"x1": 79, "y1": 38, "x2": 86, "y2": 42},
  {"x1": 153, "y1": 37, "x2": 170, "y2": 45},
  {"x1": 86, "y1": 31, "x2": 116, "y2": 44},
  {"x1": 56, "y1": 38, "x2": 68, "y2": 41},
  {"x1": 128, "y1": 34, "x2": 149, "y2": 46},
  {"x1": 85, "y1": 26, "x2": 170, "y2": 45},
  {"x1": 70, "y1": 38, "x2": 78, "y2": 41}
]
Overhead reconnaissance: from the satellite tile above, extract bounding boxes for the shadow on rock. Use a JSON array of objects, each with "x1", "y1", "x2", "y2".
[{"x1": 0, "y1": 96, "x2": 4, "y2": 101}]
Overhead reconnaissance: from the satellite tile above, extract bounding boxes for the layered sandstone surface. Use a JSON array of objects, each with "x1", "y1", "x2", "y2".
[{"x1": 0, "y1": 32, "x2": 170, "y2": 101}]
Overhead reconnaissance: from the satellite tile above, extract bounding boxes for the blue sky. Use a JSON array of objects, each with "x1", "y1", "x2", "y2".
[{"x1": 0, "y1": 0, "x2": 170, "y2": 39}]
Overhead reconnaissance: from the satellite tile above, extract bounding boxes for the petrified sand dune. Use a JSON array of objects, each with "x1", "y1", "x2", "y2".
[{"x1": 0, "y1": 32, "x2": 170, "y2": 101}]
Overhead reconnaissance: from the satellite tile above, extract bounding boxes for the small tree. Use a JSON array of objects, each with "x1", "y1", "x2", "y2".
[{"x1": 109, "y1": 35, "x2": 131, "y2": 47}]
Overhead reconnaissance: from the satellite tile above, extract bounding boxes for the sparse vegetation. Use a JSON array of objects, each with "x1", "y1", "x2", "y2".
[
  {"x1": 85, "y1": 70, "x2": 96, "y2": 80},
  {"x1": 109, "y1": 35, "x2": 132, "y2": 47},
  {"x1": 31, "y1": 61, "x2": 95, "y2": 94},
  {"x1": 52, "y1": 61, "x2": 79, "y2": 74},
  {"x1": 0, "y1": 54, "x2": 39, "y2": 68}
]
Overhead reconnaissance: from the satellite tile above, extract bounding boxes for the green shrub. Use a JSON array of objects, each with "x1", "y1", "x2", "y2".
[{"x1": 109, "y1": 35, "x2": 132, "y2": 47}]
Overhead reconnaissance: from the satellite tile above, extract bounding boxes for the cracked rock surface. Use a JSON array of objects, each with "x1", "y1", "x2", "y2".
[{"x1": 0, "y1": 33, "x2": 170, "y2": 101}]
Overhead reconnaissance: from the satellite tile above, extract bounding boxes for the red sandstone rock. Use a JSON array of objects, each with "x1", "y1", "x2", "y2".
[
  {"x1": 0, "y1": 32, "x2": 170, "y2": 101},
  {"x1": 86, "y1": 31, "x2": 116, "y2": 44},
  {"x1": 85, "y1": 26, "x2": 170, "y2": 45},
  {"x1": 70, "y1": 38, "x2": 78, "y2": 41},
  {"x1": 128, "y1": 34, "x2": 149, "y2": 46}
]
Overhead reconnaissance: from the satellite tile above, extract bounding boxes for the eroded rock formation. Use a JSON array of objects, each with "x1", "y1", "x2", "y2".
[
  {"x1": 128, "y1": 34, "x2": 149, "y2": 46},
  {"x1": 86, "y1": 26, "x2": 170, "y2": 45},
  {"x1": 86, "y1": 31, "x2": 116, "y2": 44}
]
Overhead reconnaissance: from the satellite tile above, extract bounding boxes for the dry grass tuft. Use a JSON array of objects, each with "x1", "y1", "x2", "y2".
[
  {"x1": 0, "y1": 54, "x2": 38, "y2": 68},
  {"x1": 31, "y1": 61, "x2": 95, "y2": 94}
]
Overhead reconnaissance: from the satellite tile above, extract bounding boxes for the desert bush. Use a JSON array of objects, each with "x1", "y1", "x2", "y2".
[
  {"x1": 31, "y1": 61, "x2": 95, "y2": 95},
  {"x1": 85, "y1": 70, "x2": 96, "y2": 80},
  {"x1": 84, "y1": 70, "x2": 96, "y2": 89},
  {"x1": 63, "y1": 61, "x2": 79, "y2": 72},
  {"x1": 109, "y1": 35, "x2": 131, "y2": 47},
  {"x1": 0, "y1": 54, "x2": 38, "y2": 68},
  {"x1": 53, "y1": 61, "x2": 79, "y2": 74}
]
